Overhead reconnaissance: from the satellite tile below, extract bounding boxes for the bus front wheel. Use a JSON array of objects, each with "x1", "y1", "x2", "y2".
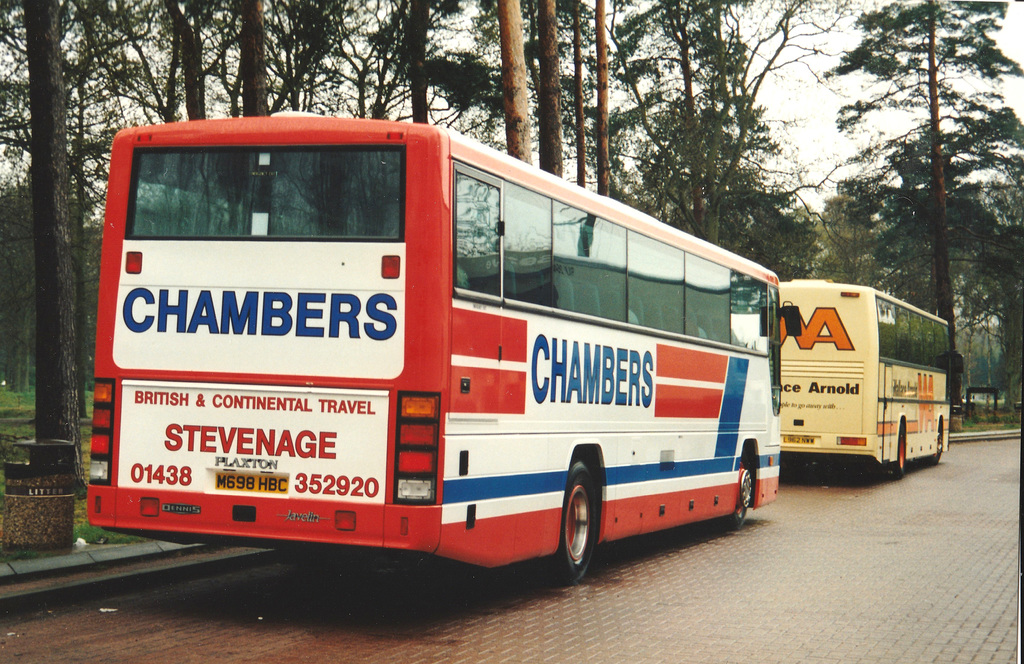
[
  {"x1": 552, "y1": 461, "x2": 598, "y2": 586},
  {"x1": 727, "y1": 464, "x2": 753, "y2": 530}
]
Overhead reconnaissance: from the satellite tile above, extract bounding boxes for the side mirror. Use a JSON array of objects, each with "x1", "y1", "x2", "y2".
[
  {"x1": 779, "y1": 304, "x2": 802, "y2": 337},
  {"x1": 936, "y1": 350, "x2": 964, "y2": 374}
]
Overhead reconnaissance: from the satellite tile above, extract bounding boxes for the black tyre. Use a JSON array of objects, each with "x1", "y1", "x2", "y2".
[
  {"x1": 726, "y1": 464, "x2": 753, "y2": 530},
  {"x1": 552, "y1": 461, "x2": 598, "y2": 585},
  {"x1": 892, "y1": 420, "x2": 907, "y2": 479},
  {"x1": 930, "y1": 419, "x2": 944, "y2": 466}
]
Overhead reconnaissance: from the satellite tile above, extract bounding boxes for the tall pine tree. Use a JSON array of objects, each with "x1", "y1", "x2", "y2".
[{"x1": 832, "y1": 0, "x2": 1023, "y2": 405}]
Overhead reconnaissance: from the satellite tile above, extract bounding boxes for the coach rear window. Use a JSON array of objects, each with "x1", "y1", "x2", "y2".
[{"x1": 128, "y1": 147, "x2": 404, "y2": 240}]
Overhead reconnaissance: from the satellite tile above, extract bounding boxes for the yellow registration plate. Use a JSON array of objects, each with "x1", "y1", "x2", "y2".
[
  {"x1": 215, "y1": 472, "x2": 289, "y2": 494},
  {"x1": 784, "y1": 435, "x2": 817, "y2": 445}
]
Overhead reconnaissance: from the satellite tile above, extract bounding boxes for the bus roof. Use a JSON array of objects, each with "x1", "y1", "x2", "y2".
[
  {"x1": 445, "y1": 128, "x2": 777, "y2": 285},
  {"x1": 113, "y1": 115, "x2": 778, "y2": 286},
  {"x1": 781, "y1": 279, "x2": 948, "y2": 325}
]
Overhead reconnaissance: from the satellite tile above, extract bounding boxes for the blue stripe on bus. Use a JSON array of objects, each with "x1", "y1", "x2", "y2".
[
  {"x1": 442, "y1": 470, "x2": 566, "y2": 503},
  {"x1": 443, "y1": 456, "x2": 740, "y2": 504},
  {"x1": 714, "y1": 357, "x2": 749, "y2": 458},
  {"x1": 606, "y1": 457, "x2": 736, "y2": 485}
]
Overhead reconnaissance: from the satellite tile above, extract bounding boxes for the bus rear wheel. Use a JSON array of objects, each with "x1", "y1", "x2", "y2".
[
  {"x1": 891, "y1": 421, "x2": 907, "y2": 479},
  {"x1": 552, "y1": 461, "x2": 598, "y2": 585},
  {"x1": 930, "y1": 419, "x2": 944, "y2": 466}
]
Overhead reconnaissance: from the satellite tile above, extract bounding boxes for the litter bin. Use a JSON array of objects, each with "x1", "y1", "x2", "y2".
[{"x1": 2, "y1": 439, "x2": 77, "y2": 551}]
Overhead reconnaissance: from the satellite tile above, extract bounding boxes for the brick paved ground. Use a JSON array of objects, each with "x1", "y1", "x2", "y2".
[{"x1": 1, "y1": 436, "x2": 1018, "y2": 663}]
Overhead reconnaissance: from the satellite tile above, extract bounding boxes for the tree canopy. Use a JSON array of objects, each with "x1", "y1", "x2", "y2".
[{"x1": 0, "y1": 0, "x2": 1021, "y2": 404}]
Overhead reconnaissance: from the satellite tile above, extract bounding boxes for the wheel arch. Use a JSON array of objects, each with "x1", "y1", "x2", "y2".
[
  {"x1": 740, "y1": 438, "x2": 762, "y2": 508},
  {"x1": 740, "y1": 438, "x2": 760, "y2": 476},
  {"x1": 567, "y1": 443, "x2": 605, "y2": 539}
]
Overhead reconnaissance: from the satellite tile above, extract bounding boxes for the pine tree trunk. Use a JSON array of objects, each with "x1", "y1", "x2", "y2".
[
  {"x1": 409, "y1": 0, "x2": 430, "y2": 123},
  {"x1": 926, "y1": 1, "x2": 959, "y2": 404},
  {"x1": 537, "y1": 0, "x2": 562, "y2": 176},
  {"x1": 23, "y1": 0, "x2": 82, "y2": 478},
  {"x1": 595, "y1": 0, "x2": 609, "y2": 195},
  {"x1": 164, "y1": 0, "x2": 205, "y2": 120},
  {"x1": 573, "y1": 0, "x2": 586, "y2": 187},
  {"x1": 498, "y1": 0, "x2": 533, "y2": 163},
  {"x1": 679, "y1": 12, "x2": 706, "y2": 235},
  {"x1": 240, "y1": 0, "x2": 269, "y2": 117}
]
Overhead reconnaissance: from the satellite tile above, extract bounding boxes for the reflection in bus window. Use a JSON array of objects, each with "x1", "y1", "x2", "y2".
[
  {"x1": 131, "y1": 148, "x2": 402, "y2": 239},
  {"x1": 685, "y1": 254, "x2": 730, "y2": 343},
  {"x1": 454, "y1": 171, "x2": 501, "y2": 296},
  {"x1": 877, "y1": 299, "x2": 897, "y2": 359},
  {"x1": 895, "y1": 306, "x2": 910, "y2": 361},
  {"x1": 504, "y1": 183, "x2": 553, "y2": 306},
  {"x1": 553, "y1": 207, "x2": 626, "y2": 321},
  {"x1": 627, "y1": 232, "x2": 684, "y2": 333},
  {"x1": 731, "y1": 272, "x2": 768, "y2": 352}
]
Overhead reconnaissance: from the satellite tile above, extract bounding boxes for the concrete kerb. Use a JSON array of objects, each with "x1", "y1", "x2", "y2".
[
  {"x1": 949, "y1": 430, "x2": 1021, "y2": 443},
  {"x1": 0, "y1": 541, "x2": 202, "y2": 579},
  {"x1": 0, "y1": 541, "x2": 269, "y2": 614}
]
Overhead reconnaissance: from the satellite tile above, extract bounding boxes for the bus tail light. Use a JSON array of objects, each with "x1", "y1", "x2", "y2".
[
  {"x1": 382, "y1": 255, "x2": 401, "y2": 279},
  {"x1": 398, "y1": 450, "x2": 435, "y2": 474},
  {"x1": 90, "y1": 378, "x2": 115, "y2": 485},
  {"x1": 839, "y1": 437, "x2": 867, "y2": 446},
  {"x1": 394, "y1": 392, "x2": 440, "y2": 504},
  {"x1": 125, "y1": 251, "x2": 143, "y2": 274}
]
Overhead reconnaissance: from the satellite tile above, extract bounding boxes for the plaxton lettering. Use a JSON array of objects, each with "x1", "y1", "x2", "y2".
[
  {"x1": 122, "y1": 288, "x2": 398, "y2": 340},
  {"x1": 214, "y1": 456, "x2": 280, "y2": 471},
  {"x1": 531, "y1": 334, "x2": 653, "y2": 407},
  {"x1": 164, "y1": 424, "x2": 337, "y2": 459}
]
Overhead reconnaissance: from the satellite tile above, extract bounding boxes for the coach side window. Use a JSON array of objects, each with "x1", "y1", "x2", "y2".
[
  {"x1": 454, "y1": 171, "x2": 501, "y2": 297},
  {"x1": 626, "y1": 232, "x2": 684, "y2": 333},
  {"x1": 504, "y1": 183, "x2": 553, "y2": 306},
  {"x1": 553, "y1": 207, "x2": 626, "y2": 321},
  {"x1": 684, "y1": 254, "x2": 730, "y2": 343},
  {"x1": 877, "y1": 299, "x2": 897, "y2": 360},
  {"x1": 730, "y1": 272, "x2": 767, "y2": 352}
]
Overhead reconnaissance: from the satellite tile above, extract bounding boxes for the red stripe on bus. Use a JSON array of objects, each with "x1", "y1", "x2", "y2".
[
  {"x1": 449, "y1": 365, "x2": 527, "y2": 415},
  {"x1": 754, "y1": 474, "x2": 779, "y2": 509},
  {"x1": 437, "y1": 508, "x2": 561, "y2": 567},
  {"x1": 452, "y1": 308, "x2": 501, "y2": 360},
  {"x1": 500, "y1": 316, "x2": 529, "y2": 363},
  {"x1": 654, "y1": 384, "x2": 723, "y2": 419},
  {"x1": 452, "y1": 308, "x2": 529, "y2": 363},
  {"x1": 94, "y1": 488, "x2": 389, "y2": 548},
  {"x1": 656, "y1": 344, "x2": 728, "y2": 382}
]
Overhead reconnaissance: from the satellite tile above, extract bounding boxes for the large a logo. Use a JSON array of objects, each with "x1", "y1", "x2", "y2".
[{"x1": 781, "y1": 307, "x2": 854, "y2": 351}]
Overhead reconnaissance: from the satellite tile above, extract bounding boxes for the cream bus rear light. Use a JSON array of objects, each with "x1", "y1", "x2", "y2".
[{"x1": 839, "y1": 437, "x2": 867, "y2": 446}]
